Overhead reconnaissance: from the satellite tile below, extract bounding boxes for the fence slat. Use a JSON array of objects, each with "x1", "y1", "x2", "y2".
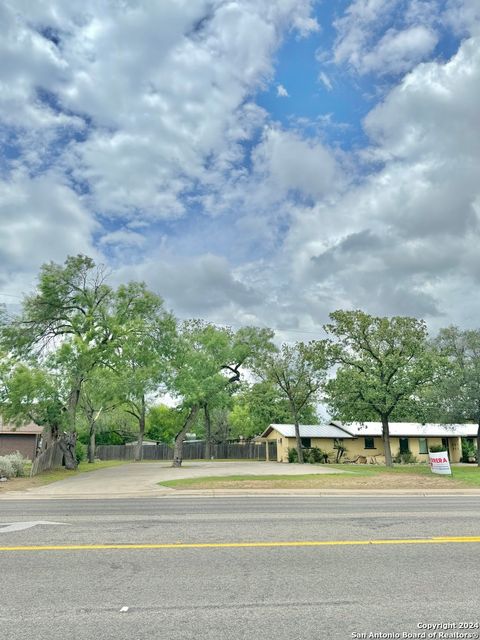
[{"x1": 30, "y1": 441, "x2": 64, "y2": 476}]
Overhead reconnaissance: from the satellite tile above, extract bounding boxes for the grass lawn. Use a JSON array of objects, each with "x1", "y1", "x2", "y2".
[
  {"x1": 159, "y1": 464, "x2": 480, "y2": 490},
  {"x1": 0, "y1": 459, "x2": 129, "y2": 493}
]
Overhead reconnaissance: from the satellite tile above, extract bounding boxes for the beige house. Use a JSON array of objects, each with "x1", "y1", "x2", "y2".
[
  {"x1": 261, "y1": 423, "x2": 354, "y2": 463},
  {"x1": 331, "y1": 421, "x2": 478, "y2": 464},
  {"x1": 262, "y1": 421, "x2": 478, "y2": 463}
]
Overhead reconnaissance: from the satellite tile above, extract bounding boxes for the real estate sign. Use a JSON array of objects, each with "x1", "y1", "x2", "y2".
[{"x1": 429, "y1": 451, "x2": 452, "y2": 475}]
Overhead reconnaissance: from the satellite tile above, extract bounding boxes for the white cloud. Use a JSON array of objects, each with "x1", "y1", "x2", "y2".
[
  {"x1": 333, "y1": 0, "x2": 441, "y2": 75},
  {"x1": 360, "y1": 26, "x2": 438, "y2": 75},
  {"x1": 277, "y1": 84, "x2": 289, "y2": 97},
  {"x1": 278, "y1": 34, "x2": 480, "y2": 326},
  {"x1": 318, "y1": 72, "x2": 333, "y2": 91},
  {"x1": 0, "y1": 0, "x2": 318, "y2": 223},
  {"x1": 115, "y1": 253, "x2": 263, "y2": 320},
  {"x1": 251, "y1": 127, "x2": 342, "y2": 201},
  {"x1": 0, "y1": 170, "x2": 98, "y2": 295},
  {"x1": 2, "y1": 0, "x2": 480, "y2": 338}
]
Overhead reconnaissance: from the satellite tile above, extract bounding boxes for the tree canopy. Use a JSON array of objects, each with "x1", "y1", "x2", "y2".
[{"x1": 324, "y1": 310, "x2": 437, "y2": 466}]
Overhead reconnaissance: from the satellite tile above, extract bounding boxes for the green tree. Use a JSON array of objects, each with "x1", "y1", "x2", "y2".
[
  {"x1": 433, "y1": 326, "x2": 480, "y2": 466},
  {"x1": 325, "y1": 310, "x2": 437, "y2": 467},
  {"x1": 170, "y1": 322, "x2": 275, "y2": 466},
  {"x1": 146, "y1": 404, "x2": 187, "y2": 444},
  {"x1": 0, "y1": 360, "x2": 68, "y2": 446},
  {"x1": 2, "y1": 256, "x2": 115, "y2": 468},
  {"x1": 257, "y1": 341, "x2": 329, "y2": 463},
  {"x1": 110, "y1": 283, "x2": 176, "y2": 461},
  {"x1": 79, "y1": 369, "x2": 119, "y2": 463},
  {"x1": 229, "y1": 380, "x2": 318, "y2": 439}
]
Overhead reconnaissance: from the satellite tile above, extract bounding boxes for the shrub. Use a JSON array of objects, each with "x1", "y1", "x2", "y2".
[
  {"x1": 75, "y1": 441, "x2": 87, "y2": 464},
  {"x1": 309, "y1": 447, "x2": 328, "y2": 463},
  {"x1": 287, "y1": 447, "x2": 298, "y2": 463},
  {"x1": 461, "y1": 439, "x2": 477, "y2": 462},
  {"x1": 429, "y1": 444, "x2": 446, "y2": 453},
  {"x1": 6, "y1": 452, "x2": 27, "y2": 477},
  {"x1": 394, "y1": 451, "x2": 418, "y2": 464},
  {"x1": 0, "y1": 457, "x2": 15, "y2": 479}
]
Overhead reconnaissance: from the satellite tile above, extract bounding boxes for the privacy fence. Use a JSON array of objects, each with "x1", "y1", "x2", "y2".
[
  {"x1": 96, "y1": 441, "x2": 273, "y2": 461},
  {"x1": 30, "y1": 441, "x2": 64, "y2": 476}
]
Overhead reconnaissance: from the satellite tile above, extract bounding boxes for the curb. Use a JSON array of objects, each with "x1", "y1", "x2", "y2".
[{"x1": 2, "y1": 488, "x2": 480, "y2": 500}]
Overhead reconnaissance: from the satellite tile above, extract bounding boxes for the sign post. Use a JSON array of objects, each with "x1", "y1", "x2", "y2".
[{"x1": 428, "y1": 451, "x2": 452, "y2": 475}]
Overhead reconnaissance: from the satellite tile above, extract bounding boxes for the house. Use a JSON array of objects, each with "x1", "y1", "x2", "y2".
[
  {"x1": 0, "y1": 422, "x2": 44, "y2": 460},
  {"x1": 331, "y1": 421, "x2": 479, "y2": 463},
  {"x1": 261, "y1": 423, "x2": 354, "y2": 463},
  {"x1": 261, "y1": 421, "x2": 478, "y2": 463}
]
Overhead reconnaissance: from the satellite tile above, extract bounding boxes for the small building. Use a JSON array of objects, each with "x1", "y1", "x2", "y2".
[
  {"x1": 0, "y1": 423, "x2": 44, "y2": 460},
  {"x1": 261, "y1": 421, "x2": 478, "y2": 463},
  {"x1": 331, "y1": 421, "x2": 478, "y2": 464},
  {"x1": 261, "y1": 423, "x2": 354, "y2": 463}
]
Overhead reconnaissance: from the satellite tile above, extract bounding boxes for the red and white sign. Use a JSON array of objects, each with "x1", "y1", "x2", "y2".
[{"x1": 429, "y1": 451, "x2": 451, "y2": 475}]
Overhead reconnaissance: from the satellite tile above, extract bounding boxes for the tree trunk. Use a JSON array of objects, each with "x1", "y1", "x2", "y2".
[
  {"x1": 173, "y1": 405, "x2": 199, "y2": 467},
  {"x1": 59, "y1": 431, "x2": 78, "y2": 470},
  {"x1": 204, "y1": 403, "x2": 212, "y2": 459},
  {"x1": 292, "y1": 407, "x2": 304, "y2": 464},
  {"x1": 381, "y1": 415, "x2": 393, "y2": 467},
  {"x1": 87, "y1": 423, "x2": 96, "y2": 464},
  {"x1": 68, "y1": 381, "x2": 82, "y2": 432},
  {"x1": 134, "y1": 395, "x2": 146, "y2": 462}
]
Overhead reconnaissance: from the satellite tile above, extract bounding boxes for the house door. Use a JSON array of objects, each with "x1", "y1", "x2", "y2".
[
  {"x1": 442, "y1": 438, "x2": 450, "y2": 458},
  {"x1": 268, "y1": 441, "x2": 278, "y2": 462},
  {"x1": 399, "y1": 437, "x2": 409, "y2": 454}
]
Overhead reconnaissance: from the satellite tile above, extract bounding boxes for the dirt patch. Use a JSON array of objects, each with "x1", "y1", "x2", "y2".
[
  {"x1": 169, "y1": 473, "x2": 462, "y2": 490},
  {"x1": 0, "y1": 477, "x2": 41, "y2": 493}
]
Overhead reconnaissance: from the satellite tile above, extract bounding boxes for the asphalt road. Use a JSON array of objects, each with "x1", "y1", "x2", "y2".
[{"x1": 1, "y1": 497, "x2": 480, "y2": 640}]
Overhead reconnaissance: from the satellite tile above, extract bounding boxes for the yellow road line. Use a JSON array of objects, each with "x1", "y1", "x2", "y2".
[{"x1": 1, "y1": 536, "x2": 480, "y2": 552}]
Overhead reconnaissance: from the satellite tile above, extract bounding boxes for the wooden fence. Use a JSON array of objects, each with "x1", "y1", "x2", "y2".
[
  {"x1": 30, "y1": 441, "x2": 64, "y2": 476},
  {"x1": 96, "y1": 441, "x2": 268, "y2": 461}
]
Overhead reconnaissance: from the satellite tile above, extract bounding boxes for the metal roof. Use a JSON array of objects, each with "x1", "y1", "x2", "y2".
[
  {"x1": 331, "y1": 421, "x2": 478, "y2": 438},
  {"x1": 261, "y1": 424, "x2": 354, "y2": 439}
]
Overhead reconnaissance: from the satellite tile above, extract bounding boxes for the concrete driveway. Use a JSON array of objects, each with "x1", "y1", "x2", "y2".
[{"x1": 0, "y1": 461, "x2": 346, "y2": 500}]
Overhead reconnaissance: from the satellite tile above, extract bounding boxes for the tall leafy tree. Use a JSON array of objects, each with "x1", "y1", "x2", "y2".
[
  {"x1": 79, "y1": 369, "x2": 119, "y2": 463},
  {"x1": 110, "y1": 283, "x2": 176, "y2": 461},
  {"x1": 433, "y1": 326, "x2": 480, "y2": 466},
  {"x1": 229, "y1": 380, "x2": 318, "y2": 439},
  {"x1": 325, "y1": 310, "x2": 437, "y2": 467},
  {"x1": 2, "y1": 256, "x2": 115, "y2": 467},
  {"x1": 170, "y1": 322, "x2": 275, "y2": 466},
  {"x1": 257, "y1": 341, "x2": 329, "y2": 463}
]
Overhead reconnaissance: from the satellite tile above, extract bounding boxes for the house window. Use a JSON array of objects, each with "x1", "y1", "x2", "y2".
[
  {"x1": 364, "y1": 436, "x2": 375, "y2": 449},
  {"x1": 399, "y1": 437, "x2": 409, "y2": 454},
  {"x1": 418, "y1": 438, "x2": 428, "y2": 454},
  {"x1": 334, "y1": 438, "x2": 344, "y2": 449},
  {"x1": 301, "y1": 437, "x2": 311, "y2": 448}
]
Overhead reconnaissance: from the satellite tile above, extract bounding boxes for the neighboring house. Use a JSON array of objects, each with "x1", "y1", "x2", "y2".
[
  {"x1": 262, "y1": 421, "x2": 478, "y2": 463},
  {"x1": 0, "y1": 422, "x2": 44, "y2": 460},
  {"x1": 261, "y1": 423, "x2": 354, "y2": 463},
  {"x1": 125, "y1": 439, "x2": 158, "y2": 446},
  {"x1": 331, "y1": 421, "x2": 479, "y2": 464}
]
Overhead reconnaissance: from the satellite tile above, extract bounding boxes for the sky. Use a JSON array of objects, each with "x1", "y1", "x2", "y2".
[{"x1": 1, "y1": 0, "x2": 479, "y2": 341}]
